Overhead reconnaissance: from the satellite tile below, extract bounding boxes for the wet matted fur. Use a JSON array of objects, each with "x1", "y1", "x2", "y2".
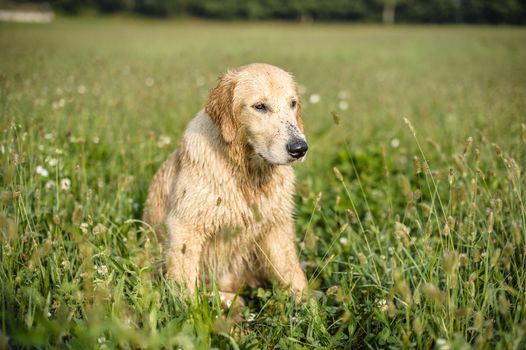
[{"x1": 143, "y1": 63, "x2": 309, "y2": 304}]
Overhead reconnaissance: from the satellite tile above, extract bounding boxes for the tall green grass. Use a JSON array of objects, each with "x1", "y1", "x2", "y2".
[{"x1": 1, "y1": 18, "x2": 525, "y2": 349}]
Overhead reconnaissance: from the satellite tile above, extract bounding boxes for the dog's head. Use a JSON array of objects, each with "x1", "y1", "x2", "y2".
[{"x1": 205, "y1": 63, "x2": 307, "y2": 165}]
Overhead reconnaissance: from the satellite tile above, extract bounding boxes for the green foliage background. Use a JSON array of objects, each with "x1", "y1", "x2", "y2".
[
  {"x1": 0, "y1": 18, "x2": 525, "y2": 349},
  {"x1": 6, "y1": 0, "x2": 526, "y2": 24}
]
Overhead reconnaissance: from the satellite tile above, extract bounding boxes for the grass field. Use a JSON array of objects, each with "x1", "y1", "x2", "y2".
[{"x1": 1, "y1": 18, "x2": 525, "y2": 349}]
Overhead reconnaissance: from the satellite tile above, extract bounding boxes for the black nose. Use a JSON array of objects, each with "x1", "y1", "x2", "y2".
[{"x1": 287, "y1": 139, "x2": 308, "y2": 159}]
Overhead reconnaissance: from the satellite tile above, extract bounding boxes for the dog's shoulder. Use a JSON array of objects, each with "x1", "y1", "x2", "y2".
[{"x1": 180, "y1": 110, "x2": 222, "y2": 162}]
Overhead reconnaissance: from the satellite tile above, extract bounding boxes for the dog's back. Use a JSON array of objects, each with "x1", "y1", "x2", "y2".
[{"x1": 143, "y1": 151, "x2": 178, "y2": 237}]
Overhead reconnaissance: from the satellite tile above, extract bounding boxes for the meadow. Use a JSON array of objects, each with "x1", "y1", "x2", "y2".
[{"x1": 0, "y1": 18, "x2": 525, "y2": 349}]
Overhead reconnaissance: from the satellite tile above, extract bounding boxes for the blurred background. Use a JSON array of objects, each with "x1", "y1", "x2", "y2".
[
  {"x1": 1, "y1": 0, "x2": 526, "y2": 23},
  {"x1": 1, "y1": 0, "x2": 525, "y2": 188}
]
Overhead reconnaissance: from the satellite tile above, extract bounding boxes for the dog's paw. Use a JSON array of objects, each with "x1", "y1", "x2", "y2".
[{"x1": 217, "y1": 291, "x2": 245, "y2": 323}]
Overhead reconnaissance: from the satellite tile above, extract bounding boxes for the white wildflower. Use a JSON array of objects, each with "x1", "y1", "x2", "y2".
[
  {"x1": 93, "y1": 223, "x2": 107, "y2": 236},
  {"x1": 92, "y1": 136, "x2": 100, "y2": 144},
  {"x1": 97, "y1": 337, "x2": 106, "y2": 344},
  {"x1": 435, "y1": 338, "x2": 451, "y2": 350},
  {"x1": 378, "y1": 299, "x2": 388, "y2": 312},
  {"x1": 145, "y1": 77, "x2": 154, "y2": 87},
  {"x1": 246, "y1": 313, "x2": 256, "y2": 322},
  {"x1": 36, "y1": 165, "x2": 49, "y2": 177},
  {"x1": 77, "y1": 85, "x2": 86, "y2": 94},
  {"x1": 97, "y1": 265, "x2": 108, "y2": 276},
  {"x1": 309, "y1": 93, "x2": 321, "y2": 104},
  {"x1": 47, "y1": 157, "x2": 58, "y2": 167},
  {"x1": 337, "y1": 90, "x2": 350, "y2": 99},
  {"x1": 61, "y1": 178, "x2": 71, "y2": 191},
  {"x1": 391, "y1": 138, "x2": 400, "y2": 148},
  {"x1": 338, "y1": 101, "x2": 349, "y2": 110},
  {"x1": 80, "y1": 222, "x2": 89, "y2": 234},
  {"x1": 339, "y1": 237, "x2": 348, "y2": 246},
  {"x1": 157, "y1": 135, "x2": 171, "y2": 148},
  {"x1": 45, "y1": 181, "x2": 55, "y2": 190},
  {"x1": 44, "y1": 132, "x2": 54, "y2": 140}
]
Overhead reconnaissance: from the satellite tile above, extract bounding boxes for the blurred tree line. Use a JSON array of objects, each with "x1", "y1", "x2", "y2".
[{"x1": 9, "y1": 0, "x2": 526, "y2": 24}]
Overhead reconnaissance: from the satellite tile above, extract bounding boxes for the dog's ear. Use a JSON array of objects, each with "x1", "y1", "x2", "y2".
[{"x1": 206, "y1": 71, "x2": 237, "y2": 143}]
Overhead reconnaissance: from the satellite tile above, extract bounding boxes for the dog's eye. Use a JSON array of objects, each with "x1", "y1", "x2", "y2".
[
  {"x1": 291, "y1": 100, "x2": 297, "y2": 109},
  {"x1": 253, "y1": 103, "x2": 267, "y2": 112}
]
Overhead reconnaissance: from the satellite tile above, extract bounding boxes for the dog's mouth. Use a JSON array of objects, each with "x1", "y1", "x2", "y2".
[
  {"x1": 256, "y1": 152, "x2": 303, "y2": 165},
  {"x1": 256, "y1": 152, "x2": 273, "y2": 164}
]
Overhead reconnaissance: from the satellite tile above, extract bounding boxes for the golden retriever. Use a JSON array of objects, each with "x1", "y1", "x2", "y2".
[{"x1": 143, "y1": 63, "x2": 308, "y2": 306}]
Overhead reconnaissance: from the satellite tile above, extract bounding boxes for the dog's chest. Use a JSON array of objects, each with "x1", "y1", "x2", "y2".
[
  {"x1": 173, "y1": 163, "x2": 294, "y2": 237},
  {"x1": 207, "y1": 174, "x2": 294, "y2": 235}
]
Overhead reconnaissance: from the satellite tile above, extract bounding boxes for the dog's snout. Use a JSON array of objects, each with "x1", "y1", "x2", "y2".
[{"x1": 286, "y1": 139, "x2": 308, "y2": 159}]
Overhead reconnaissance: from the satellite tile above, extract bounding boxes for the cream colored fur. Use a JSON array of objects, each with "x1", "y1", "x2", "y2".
[{"x1": 143, "y1": 63, "x2": 308, "y2": 304}]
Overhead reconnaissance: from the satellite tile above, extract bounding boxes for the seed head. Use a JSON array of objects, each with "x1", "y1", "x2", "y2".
[
  {"x1": 507, "y1": 158, "x2": 521, "y2": 183},
  {"x1": 412, "y1": 317, "x2": 423, "y2": 336},
  {"x1": 346, "y1": 209, "x2": 358, "y2": 224},
  {"x1": 491, "y1": 143, "x2": 503, "y2": 158},
  {"x1": 357, "y1": 252, "x2": 366, "y2": 265},
  {"x1": 442, "y1": 222, "x2": 450, "y2": 236},
  {"x1": 511, "y1": 221, "x2": 521, "y2": 245},
  {"x1": 403, "y1": 118, "x2": 416, "y2": 136},
  {"x1": 71, "y1": 204, "x2": 83, "y2": 225},
  {"x1": 413, "y1": 156, "x2": 421, "y2": 174},
  {"x1": 443, "y1": 250, "x2": 458, "y2": 276},
  {"x1": 451, "y1": 183, "x2": 466, "y2": 209},
  {"x1": 502, "y1": 242, "x2": 514, "y2": 271},
  {"x1": 394, "y1": 221, "x2": 410, "y2": 237},
  {"x1": 398, "y1": 175, "x2": 412, "y2": 202},
  {"x1": 490, "y1": 248, "x2": 501, "y2": 269},
  {"x1": 425, "y1": 220, "x2": 433, "y2": 236},
  {"x1": 452, "y1": 154, "x2": 467, "y2": 177},
  {"x1": 331, "y1": 111, "x2": 341, "y2": 125},
  {"x1": 418, "y1": 203, "x2": 432, "y2": 218},
  {"x1": 487, "y1": 211, "x2": 494, "y2": 234},
  {"x1": 421, "y1": 283, "x2": 445, "y2": 305},
  {"x1": 498, "y1": 293, "x2": 510, "y2": 315},
  {"x1": 333, "y1": 167, "x2": 343, "y2": 182},
  {"x1": 463, "y1": 136, "x2": 473, "y2": 156},
  {"x1": 314, "y1": 192, "x2": 323, "y2": 209}
]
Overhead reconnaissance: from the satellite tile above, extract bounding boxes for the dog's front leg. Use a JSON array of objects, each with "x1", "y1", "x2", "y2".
[
  {"x1": 260, "y1": 222, "x2": 308, "y2": 295},
  {"x1": 165, "y1": 216, "x2": 203, "y2": 293}
]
